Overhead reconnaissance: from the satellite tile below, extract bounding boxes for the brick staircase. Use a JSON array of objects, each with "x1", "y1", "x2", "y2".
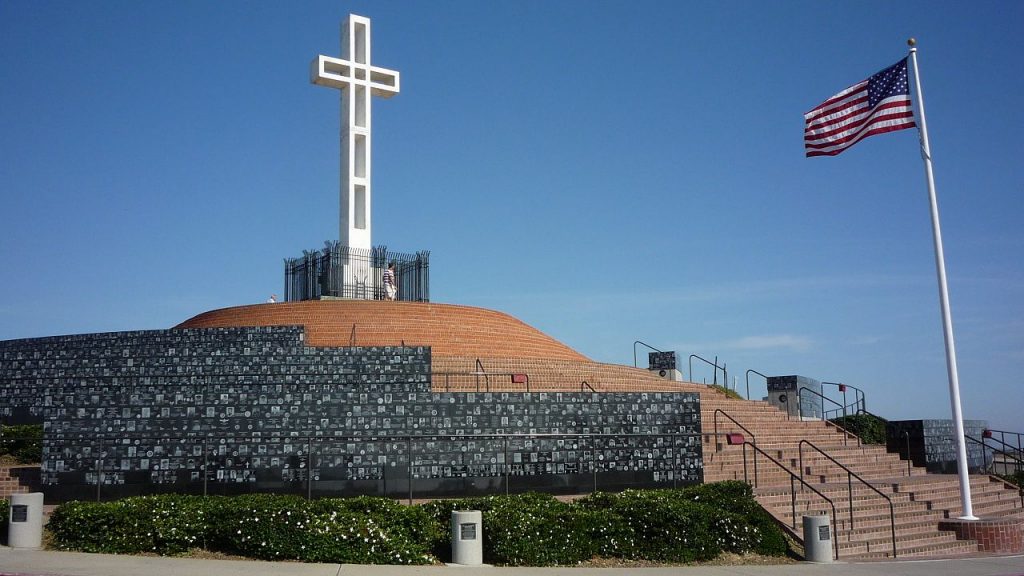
[
  {"x1": 0, "y1": 463, "x2": 40, "y2": 498},
  {"x1": 428, "y1": 359, "x2": 1024, "y2": 560},
  {"x1": 700, "y1": 395, "x2": 1024, "y2": 559}
]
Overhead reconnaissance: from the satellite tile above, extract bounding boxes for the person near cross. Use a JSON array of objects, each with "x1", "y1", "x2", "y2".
[{"x1": 383, "y1": 262, "x2": 397, "y2": 301}]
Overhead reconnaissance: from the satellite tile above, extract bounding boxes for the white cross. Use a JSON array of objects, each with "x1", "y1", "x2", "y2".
[{"x1": 310, "y1": 14, "x2": 400, "y2": 251}]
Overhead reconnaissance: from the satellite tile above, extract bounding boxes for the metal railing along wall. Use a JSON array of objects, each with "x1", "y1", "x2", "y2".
[
  {"x1": 41, "y1": 432, "x2": 702, "y2": 504},
  {"x1": 284, "y1": 242, "x2": 429, "y2": 302},
  {"x1": 436, "y1": 372, "x2": 530, "y2": 392}
]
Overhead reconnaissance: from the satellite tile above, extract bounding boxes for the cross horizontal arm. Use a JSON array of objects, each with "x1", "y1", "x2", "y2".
[{"x1": 310, "y1": 55, "x2": 400, "y2": 97}]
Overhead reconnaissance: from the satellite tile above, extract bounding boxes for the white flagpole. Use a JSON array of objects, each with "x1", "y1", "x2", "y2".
[{"x1": 906, "y1": 38, "x2": 976, "y2": 520}]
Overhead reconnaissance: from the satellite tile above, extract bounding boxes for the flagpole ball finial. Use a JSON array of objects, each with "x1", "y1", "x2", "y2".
[{"x1": 907, "y1": 37, "x2": 917, "y2": 47}]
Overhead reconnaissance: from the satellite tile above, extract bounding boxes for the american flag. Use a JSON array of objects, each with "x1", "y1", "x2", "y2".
[{"x1": 804, "y1": 58, "x2": 916, "y2": 157}]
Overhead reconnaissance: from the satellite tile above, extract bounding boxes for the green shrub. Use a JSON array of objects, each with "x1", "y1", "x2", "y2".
[
  {"x1": 998, "y1": 470, "x2": 1024, "y2": 487},
  {"x1": 829, "y1": 413, "x2": 887, "y2": 445},
  {"x1": 311, "y1": 495, "x2": 444, "y2": 554},
  {"x1": 208, "y1": 493, "x2": 314, "y2": 560},
  {"x1": 50, "y1": 494, "x2": 437, "y2": 564},
  {"x1": 1, "y1": 499, "x2": 8, "y2": 544},
  {"x1": 0, "y1": 424, "x2": 42, "y2": 463},
  {"x1": 679, "y1": 481, "x2": 787, "y2": 556},
  {"x1": 46, "y1": 484, "x2": 787, "y2": 566},
  {"x1": 48, "y1": 495, "x2": 211, "y2": 555},
  {"x1": 481, "y1": 493, "x2": 596, "y2": 566},
  {"x1": 576, "y1": 482, "x2": 788, "y2": 560},
  {"x1": 300, "y1": 512, "x2": 434, "y2": 564},
  {"x1": 578, "y1": 489, "x2": 720, "y2": 562}
]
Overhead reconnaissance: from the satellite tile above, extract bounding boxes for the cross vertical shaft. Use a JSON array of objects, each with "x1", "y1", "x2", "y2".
[{"x1": 311, "y1": 14, "x2": 400, "y2": 251}]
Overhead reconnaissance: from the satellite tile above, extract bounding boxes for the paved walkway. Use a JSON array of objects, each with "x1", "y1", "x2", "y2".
[{"x1": 1, "y1": 548, "x2": 1023, "y2": 576}]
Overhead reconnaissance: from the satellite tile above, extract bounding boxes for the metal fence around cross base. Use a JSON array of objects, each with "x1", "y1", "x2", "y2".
[{"x1": 284, "y1": 242, "x2": 429, "y2": 302}]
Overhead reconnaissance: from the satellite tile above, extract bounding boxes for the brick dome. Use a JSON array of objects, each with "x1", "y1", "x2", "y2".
[
  {"x1": 175, "y1": 300, "x2": 702, "y2": 394},
  {"x1": 175, "y1": 300, "x2": 588, "y2": 362}
]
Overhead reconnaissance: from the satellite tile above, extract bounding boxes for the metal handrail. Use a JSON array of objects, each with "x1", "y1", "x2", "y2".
[
  {"x1": 349, "y1": 323, "x2": 356, "y2": 346},
  {"x1": 434, "y1": 371, "x2": 529, "y2": 392},
  {"x1": 632, "y1": 340, "x2": 663, "y2": 368},
  {"x1": 901, "y1": 430, "x2": 912, "y2": 476},
  {"x1": 740, "y1": 441, "x2": 839, "y2": 561},
  {"x1": 745, "y1": 369, "x2": 769, "y2": 401},
  {"x1": 475, "y1": 359, "x2": 489, "y2": 391},
  {"x1": 965, "y1": 435, "x2": 1024, "y2": 509},
  {"x1": 713, "y1": 408, "x2": 757, "y2": 464},
  {"x1": 798, "y1": 387, "x2": 859, "y2": 446},
  {"x1": 797, "y1": 386, "x2": 844, "y2": 419},
  {"x1": 580, "y1": 380, "x2": 595, "y2": 392},
  {"x1": 986, "y1": 429, "x2": 1024, "y2": 459},
  {"x1": 821, "y1": 382, "x2": 866, "y2": 414},
  {"x1": 798, "y1": 439, "x2": 897, "y2": 558},
  {"x1": 966, "y1": 434, "x2": 1024, "y2": 474},
  {"x1": 689, "y1": 354, "x2": 726, "y2": 387}
]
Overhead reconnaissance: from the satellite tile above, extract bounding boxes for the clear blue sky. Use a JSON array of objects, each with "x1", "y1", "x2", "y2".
[{"x1": 2, "y1": 1, "x2": 1022, "y2": 432}]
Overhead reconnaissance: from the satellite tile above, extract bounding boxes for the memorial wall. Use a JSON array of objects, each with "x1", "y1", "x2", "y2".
[{"x1": 1, "y1": 326, "x2": 703, "y2": 501}]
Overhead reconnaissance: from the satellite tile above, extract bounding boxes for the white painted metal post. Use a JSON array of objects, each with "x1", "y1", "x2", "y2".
[{"x1": 907, "y1": 39, "x2": 976, "y2": 520}]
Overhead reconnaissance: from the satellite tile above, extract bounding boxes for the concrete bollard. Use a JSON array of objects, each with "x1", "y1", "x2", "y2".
[
  {"x1": 802, "y1": 514, "x2": 834, "y2": 563},
  {"x1": 8, "y1": 492, "x2": 45, "y2": 549},
  {"x1": 451, "y1": 510, "x2": 482, "y2": 565}
]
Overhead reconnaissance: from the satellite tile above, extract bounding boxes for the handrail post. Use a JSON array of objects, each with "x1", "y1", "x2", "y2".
[
  {"x1": 306, "y1": 436, "x2": 313, "y2": 500},
  {"x1": 903, "y1": 430, "x2": 912, "y2": 477},
  {"x1": 745, "y1": 369, "x2": 769, "y2": 402},
  {"x1": 742, "y1": 442, "x2": 749, "y2": 485},
  {"x1": 95, "y1": 448, "x2": 102, "y2": 503},
  {"x1": 407, "y1": 436, "x2": 413, "y2": 505},
  {"x1": 633, "y1": 340, "x2": 663, "y2": 368},
  {"x1": 714, "y1": 410, "x2": 720, "y2": 452},
  {"x1": 203, "y1": 437, "x2": 208, "y2": 496},
  {"x1": 847, "y1": 471, "x2": 854, "y2": 531},
  {"x1": 790, "y1": 475, "x2": 797, "y2": 528}
]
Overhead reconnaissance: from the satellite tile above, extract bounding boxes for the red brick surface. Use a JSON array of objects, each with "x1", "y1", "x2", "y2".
[
  {"x1": 176, "y1": 301, "x2": 588, "y2": 362},
  {"x1": 938, "y1": 517, "x2": 1024, "y2": 553}
]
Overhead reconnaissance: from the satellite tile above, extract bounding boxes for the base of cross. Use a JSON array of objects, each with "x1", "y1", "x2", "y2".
[{"x1": 283, "y1": 241, "x2": 430, "y2": 302}]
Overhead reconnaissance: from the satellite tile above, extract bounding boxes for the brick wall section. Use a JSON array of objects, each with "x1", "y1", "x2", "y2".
[
  {"x1": 938, "y1": 517, "x2": 1024, "y2": 553},
  {"x1": 176, "y1": 301, "x2": 588, "y2": 362},
  {"x1": 0, "y1": 465, "x2": 40, "y2": 498}
]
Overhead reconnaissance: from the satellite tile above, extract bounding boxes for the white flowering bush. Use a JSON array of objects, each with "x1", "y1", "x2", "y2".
[
  {"x1": 46, "y1": 481, "x2": 787, "y2": 565},
  {"x1": 49, "y1": 493, "x2": 438, "y2": 564},
  {"x1": 48, "y1": 495, "x2": 211, "y2": 555}
]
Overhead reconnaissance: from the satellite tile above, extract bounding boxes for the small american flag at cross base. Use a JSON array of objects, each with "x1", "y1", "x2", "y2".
[{"x1": 804, "y1": 58, "x2": 917, "y2": 157}]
